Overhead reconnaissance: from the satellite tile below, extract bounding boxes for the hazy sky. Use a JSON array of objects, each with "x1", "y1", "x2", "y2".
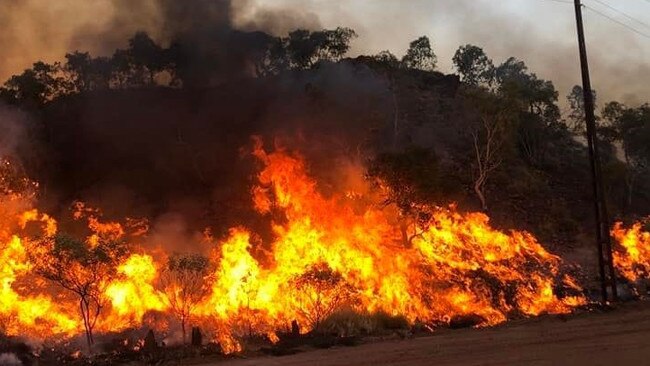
[
  {"x1": 1, "y1": 0, "x2": 649, "y2": 105},
  {"x1": 243, "y1": 0, "x2": 650, "y2": 105}
]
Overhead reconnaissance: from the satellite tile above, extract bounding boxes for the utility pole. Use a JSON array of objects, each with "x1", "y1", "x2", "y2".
[{"x1": 573, "y1": 0, "x2": 618, "y2": 303}]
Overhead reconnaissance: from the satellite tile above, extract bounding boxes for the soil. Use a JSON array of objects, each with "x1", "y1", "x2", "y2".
[{"x1": 204, "y1": 301, "x2": 650, "y2": 366}]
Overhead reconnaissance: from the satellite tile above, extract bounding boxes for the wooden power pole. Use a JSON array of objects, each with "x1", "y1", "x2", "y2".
[{"x1": 573, "y1": 0, "x2": 618, "y2": 303}]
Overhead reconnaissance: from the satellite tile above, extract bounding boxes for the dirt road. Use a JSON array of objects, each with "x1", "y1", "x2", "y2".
[{"x1": 212, "y1": 302, "x2": 650, "y2": 366}]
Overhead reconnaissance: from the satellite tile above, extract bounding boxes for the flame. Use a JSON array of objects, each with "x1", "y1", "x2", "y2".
[
  {"x1": 612, "y1": 220, "x2": 650, "y2": 282},
  {"x1": 0, "y1": 143, "x2": 586, "y2": 353},
  {"x1": 103, "y1": 254, "x2": 167, "y2": 328}
]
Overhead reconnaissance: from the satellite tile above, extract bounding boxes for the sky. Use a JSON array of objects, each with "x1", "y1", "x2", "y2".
[{"x1": 1, "y1": 0, "x2": 649, "y2": 105}]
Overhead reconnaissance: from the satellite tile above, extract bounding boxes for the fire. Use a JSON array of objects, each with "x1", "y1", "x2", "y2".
[
  {"x1": 0, "y1": 142, "x2": 586, "y2": 353},
  {"x1": 612, "y1": 220, "x2": 650, "y2": 282},
  {"x1": 0, "y1": 190, "x2": 77, "y2": 338},
  {"x1": 104, "y1": 254, "x2": 167, "y2": 327}
]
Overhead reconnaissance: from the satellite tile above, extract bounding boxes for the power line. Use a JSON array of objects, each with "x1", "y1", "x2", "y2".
[
  {"x1": 584, "y1": 5, "x2": 650, "y2": 39},
  {"x1": 589, "y1": 0, "x2": 650, "y2": 30},
  {"x1": 536, "y1": 0, "x2": 650, "y2": 40}
]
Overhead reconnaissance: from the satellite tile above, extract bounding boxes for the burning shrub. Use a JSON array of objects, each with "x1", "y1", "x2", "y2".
[
  {"x1": 291, "y1": 264, "x2": 356, "y2": 331},
  {"x1": 30, "y1": 234, "x2": 129, "y2": 351},
  {"x1": 159, "y1": 253, "x2": 211, "y2": 344}
]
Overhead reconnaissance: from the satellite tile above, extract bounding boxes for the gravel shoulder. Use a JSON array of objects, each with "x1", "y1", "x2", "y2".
[{"x1": 205, "y1": 301, "x2": 650, "y2": 366}]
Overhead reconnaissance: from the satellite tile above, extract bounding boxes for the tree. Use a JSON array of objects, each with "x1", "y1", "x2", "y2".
[
  {"x1": 31, "y1": 235, "x2": 129, "y2": 351},
  {"x1": 567, "y1": 85, "x2": 597, "y2": 133},
  {"x1": 259, "y1": 38, "x2": 291, "y2": 75},
  {"x1": 160, "y1": 253, "x2": 211, "y2": 344},
  {"x1": 495, "y1": 57, "x2": 559, "y2": 123},
  {"x1": 127, "y1": 32, "x2": 165, "y2": 85},
  {"x1": 284, "y1": 27, "x2": 357, "y2": 69},
  {"x1": 318, "y1": 27, "x2": 357, "y2": 61},
  {"x1": 371, "y1": 50, "x2": 400, "y2": 68},
  {"x1": 495, "y1": 57, "x2": 528, "y2": 85},
  {"x1": 109, "y1": 49, "x2": 128, "y2": 88},
  {"x1": 466, "y1": 92, "x2": 516, "y2": 211},
  {"x1": 602, "y1": 102, "x2": 650, "y2": 207},
  {"x1": 64, "y1": 52, "x2": 111, "y2": 92},
  {"x1": 1, "y1": 62, "x2": 65, "y2": 107},
  {"x1": 452, "y1": 44, "x2": 494, "y2": 86},
  {"x1": 402, "y1": 36, "x2": 437, "y2": 71},
  {"x1": 291, "y1": 264, "x2": 355, "y2": 331}
]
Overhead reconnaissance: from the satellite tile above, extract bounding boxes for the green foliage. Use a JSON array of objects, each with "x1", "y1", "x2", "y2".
[
  {"x1": 282, "y1": 27, "x2": 357, "y2": 69},
  {"x1": 453, "y1": 44, "x2": 494, "y2": 86},
  {"x1": 402, "y1": 36, "x2": 437, "y2": 71}
]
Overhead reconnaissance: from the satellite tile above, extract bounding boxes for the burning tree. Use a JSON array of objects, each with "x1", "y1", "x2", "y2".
[
  {"x1": 291, "y1": 264, "x2": 355, "y2": 331},
  {"x1": 30, "y1": 234, "x2": 129, "y2": 351},
  {"x1": 160, "y1": 253, "x2": 211, "y2": 344}
]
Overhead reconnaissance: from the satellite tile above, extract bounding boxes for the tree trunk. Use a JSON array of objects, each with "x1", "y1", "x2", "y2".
[
  {"x1": 181, "y1": 316, "x2": 186, "y2": 345},
  {"x1": 474, "y1": 178, "x2": 488, "y2": 212},
  {"x1": 80, "y1": 298, "x2": 94, "y2": 352}
]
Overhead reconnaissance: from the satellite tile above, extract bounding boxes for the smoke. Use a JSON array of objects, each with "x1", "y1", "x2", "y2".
[
  {"x1": 0, "y1": 353, "x2": 22, "y2": 366},
  {"x1": 1, "y1": 0, "x2": 647, "y2": 104},
  {"x1": 241, "y1": 0, "x2": 649, "y2": 105},
  {"x1": 0, "y1": 105, "x2": 30, "y2": 159},
  {"x1": 30, "y1": 61, "x2": 391, "y2": 238}
]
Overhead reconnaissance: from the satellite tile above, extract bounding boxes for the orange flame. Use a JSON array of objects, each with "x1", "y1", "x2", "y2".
[
  {"x1": 0, "y1": 144, "x2": 586, "y2": 353},
  {"x1": 612, "y1": 220, "x2": 650, "y2": 282}
]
